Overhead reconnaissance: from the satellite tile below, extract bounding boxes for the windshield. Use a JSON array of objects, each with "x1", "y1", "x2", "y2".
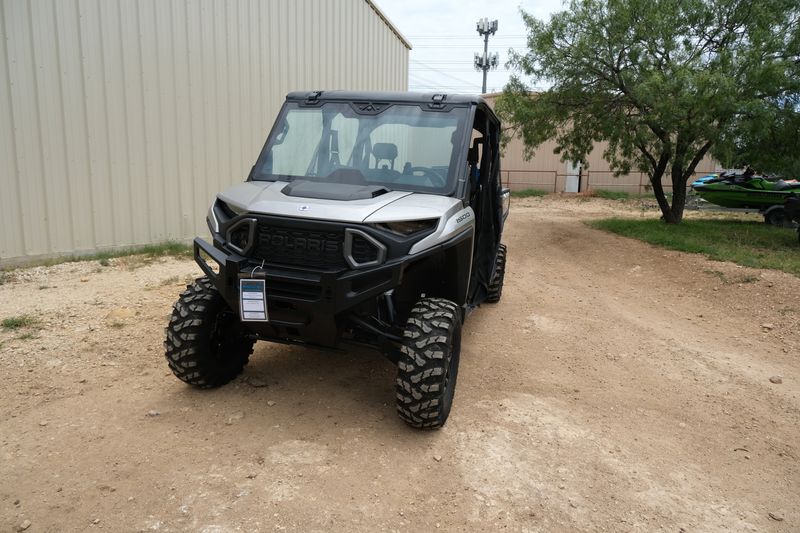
[{"x1": 251, "y1": 102, "x2": 469, "y2": 194}]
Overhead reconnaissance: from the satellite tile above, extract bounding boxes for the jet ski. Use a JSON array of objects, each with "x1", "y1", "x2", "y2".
[{"x1": 691, "y1": 171, "x2": 800, "y2": 209}]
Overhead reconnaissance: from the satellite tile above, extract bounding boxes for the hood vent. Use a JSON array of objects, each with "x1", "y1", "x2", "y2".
[{"x1": 281, "y1": 180, "x2": 390, "y2": 201}]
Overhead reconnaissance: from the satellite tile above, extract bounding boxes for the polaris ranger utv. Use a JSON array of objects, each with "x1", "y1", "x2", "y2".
[{"x1": 165, "y1": 91, "x2": 510, "y2": 429}]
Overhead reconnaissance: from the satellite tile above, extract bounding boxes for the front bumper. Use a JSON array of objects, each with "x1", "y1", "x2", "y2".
[{"x1": 194, "y1": 237, "x2": 406, "y2": 348}]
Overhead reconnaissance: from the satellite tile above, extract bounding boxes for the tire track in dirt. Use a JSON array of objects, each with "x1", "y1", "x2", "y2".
[{"x1": 1, "y1": 197, "x2": 797, "y2": 532}]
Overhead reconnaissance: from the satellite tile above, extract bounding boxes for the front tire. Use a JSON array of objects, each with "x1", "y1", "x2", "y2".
[
  {"x1": 395, "y1": 297, "x2": 462, "y2": 429},
  {"x1": 164, "y1": 278, "x2": 254, "y2": 388},
  {"x1": 486, "y1": 244, "x2": 507, "y2": 303}
]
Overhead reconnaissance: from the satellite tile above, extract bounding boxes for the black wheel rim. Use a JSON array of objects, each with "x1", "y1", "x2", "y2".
[{"x1": 209, "y1": 310, "x2": 248, "y2": 372}]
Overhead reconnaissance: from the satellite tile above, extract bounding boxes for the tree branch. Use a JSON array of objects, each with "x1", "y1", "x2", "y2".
[{"x1": 682, "y1": 140, "x2": 714, "y2": 181}]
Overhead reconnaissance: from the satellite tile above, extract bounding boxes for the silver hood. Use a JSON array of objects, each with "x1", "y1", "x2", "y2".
[
  {"x1": 218, "y1": 181, "x2": 415, "y2": 223},
  {"x1": 217, "y1": 181, "x2": 473, "y2": 256}
]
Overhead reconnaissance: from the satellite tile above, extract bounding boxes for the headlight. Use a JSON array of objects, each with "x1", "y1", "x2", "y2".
[
  {"x1": 374, "y1": 219, "x2": 439, "y2": 236},
  {"x1": 207, "y1": 205, "x2": 219, "y2": 234},
  {"x1": 217, "y1": 199, "x2": 247, "y2": 218},
  {"x1": 209, "y1": 199, "x2": 248, "y2": 234}
]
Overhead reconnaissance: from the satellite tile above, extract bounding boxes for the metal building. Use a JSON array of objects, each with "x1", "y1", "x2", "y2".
[
  {"x1": 482, "y1": 93, "x2": 720, "y2": 194},
  {"x1": 0, "y1": 0, "x2": 410, "y2": 266}
]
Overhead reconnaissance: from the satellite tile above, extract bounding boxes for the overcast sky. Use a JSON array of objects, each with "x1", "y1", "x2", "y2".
[{"x1": 374, "y1": 0, "x2": 566, "y2": 94}]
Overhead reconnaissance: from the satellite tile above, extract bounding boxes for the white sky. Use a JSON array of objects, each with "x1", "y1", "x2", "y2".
[{"x1": 374, "y1": 0, "x2": 566, "y2": 94}]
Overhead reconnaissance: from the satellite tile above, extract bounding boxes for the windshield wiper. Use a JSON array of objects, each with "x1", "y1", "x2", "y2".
[{"x1": 252, "y1": 174, "x2": 297, "y2": 182}]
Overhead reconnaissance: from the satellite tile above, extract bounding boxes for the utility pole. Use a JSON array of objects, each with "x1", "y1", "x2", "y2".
[{"x1": 474, "y1": 18, "x2": 499, "y2": 94}]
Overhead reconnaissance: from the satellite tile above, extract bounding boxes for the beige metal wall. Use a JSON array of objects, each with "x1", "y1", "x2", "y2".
[
  {"x1": 483, "y1": 94, "x2": 720, "y2": 193},
  {"x1": 0, "y1": 0, "x2": 410, "y2": 266}
]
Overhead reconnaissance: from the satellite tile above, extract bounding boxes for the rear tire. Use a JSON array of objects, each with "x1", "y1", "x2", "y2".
[
  {"x1": 395, "y1": 298, "x2": 462, "y2": 429},
  {"x1": 486, "y1": 244, "x2": 507, "y2": 303},
  {"x1": 765, "y1": 208, "x2": 786, "y2": 226},
  {"x1": 164, "y1": 278, "x2": 254, "y2": 388}
]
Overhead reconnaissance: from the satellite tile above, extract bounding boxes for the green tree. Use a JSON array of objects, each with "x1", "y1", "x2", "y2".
[
  {"x1": 496, "y1": 0, "x2": 799, "y2": 223},
  {"x1": 718, "y1": 96, "x2": 800, "y2": 178}
]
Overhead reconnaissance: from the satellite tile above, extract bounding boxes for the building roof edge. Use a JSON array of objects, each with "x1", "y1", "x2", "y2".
[{"x1": 364, "y1": 0, "x2": 413, "y2": 50}]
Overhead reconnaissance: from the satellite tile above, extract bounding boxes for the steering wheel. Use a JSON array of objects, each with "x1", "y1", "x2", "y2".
[{"x1": 408, "y1": 167, "x2": 447, "y2": 187}]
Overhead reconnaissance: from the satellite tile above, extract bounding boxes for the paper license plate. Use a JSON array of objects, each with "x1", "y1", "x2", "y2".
[{"x1": 239, "y1": 279, "x2": 269, "y2": 322}]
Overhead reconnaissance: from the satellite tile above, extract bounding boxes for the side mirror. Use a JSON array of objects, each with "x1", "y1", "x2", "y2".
[{"x1": 501, "y1": 187, "x2": 511, "y2": 221}]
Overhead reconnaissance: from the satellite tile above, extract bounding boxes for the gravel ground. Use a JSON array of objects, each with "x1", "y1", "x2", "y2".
[{"x1": 1, "y1": 196, "x2": 798, "y2": 532}]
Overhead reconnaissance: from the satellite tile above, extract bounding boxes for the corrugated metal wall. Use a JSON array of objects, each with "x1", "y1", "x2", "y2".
[
  {"x1": 0, "y1": 0, "x2": 410, "y2": 266},
  {"x1": 483, "y1": 94, "x2": 720, "y2": 193}
]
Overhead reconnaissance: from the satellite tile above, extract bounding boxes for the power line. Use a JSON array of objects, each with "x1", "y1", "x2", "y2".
[
  {"x1": 410, "y1": 59, "x2": 478, "y2": 87},
  {"x1": 412, "y1": 71, "x2": 507, "y2": 74},
  {"x1": 411, "y1": 67, "x2": 509, "y2": 72},
  {"x1": 411, "y1": 61, "x2": 477, "y2": 65},
  {"x1": 409, "y1": 75, "x2": 477, "y2": 91},
  {"x1": 409, "y1": 78, "x2": 478, "y2": 91},
  {"x1": 411, "y1": 65, "x2": 506, "y2": 69},
  {"x1": 410, "y1": 60, "x2": 505, "y2": 65},
  {"x1": 408, "y1": 72, "x2": 480, "y2": 91},
  {"x1": 410, "y1": 83, "x2": 501, "y2": 86},
  {"x1": 412, "y1": 45, "x2": 523, "y2": 49},
  {"x1": 409, "y1": 34, "x2": 527, "y2": 39}
]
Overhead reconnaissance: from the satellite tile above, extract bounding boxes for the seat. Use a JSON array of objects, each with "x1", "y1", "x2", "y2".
[
  {"x1": 774, "y1": 180, "x2": 800, "y2": 191},
  {"x1": 373, "y1": 143, "x2": 398, "y2": 170}
]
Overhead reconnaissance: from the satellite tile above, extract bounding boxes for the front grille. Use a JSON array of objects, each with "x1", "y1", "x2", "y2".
[{"x1": 251, "y1": 224, "x2": 347, "y2": 270}]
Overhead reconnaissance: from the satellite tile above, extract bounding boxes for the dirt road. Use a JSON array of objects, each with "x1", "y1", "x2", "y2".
[{"x1": 1, "y1": 197, "x2": 798, "y2": 532}]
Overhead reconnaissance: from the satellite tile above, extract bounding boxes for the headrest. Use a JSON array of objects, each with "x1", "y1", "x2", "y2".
[
  {"x1": 373, "y1": 143, "x2": 398, "y2": 160},
  {"x1": 468, "y1": 138, "x2": 483, "y2": 164}
]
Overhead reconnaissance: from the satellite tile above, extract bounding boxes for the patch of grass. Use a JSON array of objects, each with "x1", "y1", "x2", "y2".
[
  {"x1": 511, "y1": 188, "x2": 549, "y2": 198},
  {"x1": 2, "y1": 241, "x2": 193, "y2": 271},
  {"x1": 102, "y1": 242, "x2": 193, "y2": 271},
  {"x1": 2, "y1": 314, "x2": 41, "y2": 331},
  {"x1": 16, "y1": 332, "x2": 38, "y2": 341},
  {"x1": 0, "y1": 270, "x2": 19, "y2": 285},
  {"x1": 703, "y1": 269, "x2": 728, "y2": 283},
  {"x1": 592, "y1": 189, "x2": 632, "y2": 200},
  {"x1": 703, "y1": 269, "x2": 760, "y2": 284},
  {"x1": 589, "y1": 218, "x2": 800, "y2": 277},
  {"x1": 87, "y1": 241, "x2": 192, "y2": 263}
]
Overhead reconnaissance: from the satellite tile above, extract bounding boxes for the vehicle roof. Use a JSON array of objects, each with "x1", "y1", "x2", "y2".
[{"x1": 285, "y1": 90, "x2": 492, "y2": 108}]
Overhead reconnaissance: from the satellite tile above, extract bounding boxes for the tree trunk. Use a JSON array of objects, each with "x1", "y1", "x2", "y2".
[
  {"x1": 650, "y1": 171, "x2": 672, "y2": 221},
  {"x1": 664, "y1": 145, "x2": 689, "y2": 224},
  {"x1": 668, "y1": 140, "x2": 714, "y2": 224},
  {"x1": 664, "y1": 167, "x2": 687, "y2": 224},
  {"x1": 640, "y1": 143, "x2": 699, "y2": 224},
  {"x1": 668, "y1": 181, "x2": 687, "y2": 224},
  {"x1": 649, "y1": 151, "x2": 673, "y2": 222}
]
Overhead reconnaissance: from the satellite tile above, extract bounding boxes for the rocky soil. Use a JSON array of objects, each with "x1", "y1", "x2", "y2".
[{"x1": 1, "y1": 196, "x2": 797, "y2": 532}]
